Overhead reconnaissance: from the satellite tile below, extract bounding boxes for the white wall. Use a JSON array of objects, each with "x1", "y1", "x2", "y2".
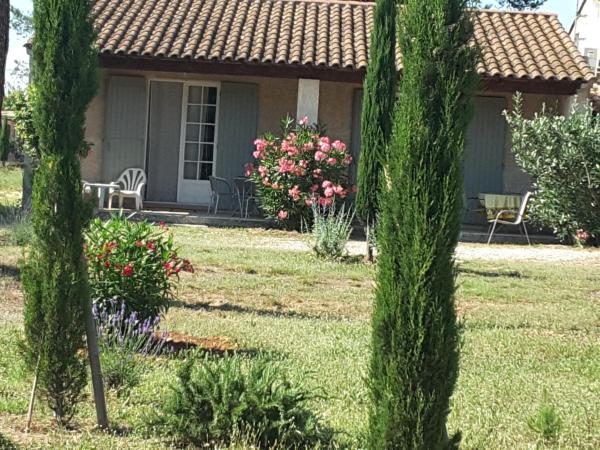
[{"x1": 571, "y1": 0, "x2": 600, "y2": 74}]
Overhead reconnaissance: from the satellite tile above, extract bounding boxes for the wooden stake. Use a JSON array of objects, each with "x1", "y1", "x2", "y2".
[
  {"x1": 25, "y1": 350, "x2": 41, "y2": 433},
  {"x1": 84, "y1": 298, "x2": 108, "y2": 429}
]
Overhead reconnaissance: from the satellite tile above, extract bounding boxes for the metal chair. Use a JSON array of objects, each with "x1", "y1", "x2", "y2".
[
  {"x1": 208, "y1": 176, "x2": 237, "y2": 215},
  {"x1": 108, "y1": 168, "x2": 146, "y2": 211},
  {"x1": 243, "y1": 180, "x2": 259, "y2": 218},
  {"x1": 233, "y1": 177, "x2": 251, "y2": 218},
  {"x1": 487, "y1": 191, "x2": 533, "y2": 245}
]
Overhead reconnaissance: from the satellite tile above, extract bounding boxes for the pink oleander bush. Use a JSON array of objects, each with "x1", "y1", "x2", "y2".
[{"x1": 246, "y1": 116, "x2": 355, "y2": 230}]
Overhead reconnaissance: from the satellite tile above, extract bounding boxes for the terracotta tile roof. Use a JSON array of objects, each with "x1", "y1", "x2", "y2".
[{"x1": 93, "y1": 0, "x2": 595, "y2": 82}]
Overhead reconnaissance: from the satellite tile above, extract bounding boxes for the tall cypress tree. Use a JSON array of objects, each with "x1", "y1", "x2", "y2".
[
  {"x1": 369, "y1": 0, "x2": 478, "y2": 448},
  {"x1": 356, "y1": 0, "x2": 398, "y2": 223},
  {"x1": 22, "y1": 0, "x2": 98, "y2": 424}
]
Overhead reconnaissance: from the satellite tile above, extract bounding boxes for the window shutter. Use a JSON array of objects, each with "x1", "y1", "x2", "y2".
[{"x1": 103, "y1": 76, "x2": 147, "y2": 181}]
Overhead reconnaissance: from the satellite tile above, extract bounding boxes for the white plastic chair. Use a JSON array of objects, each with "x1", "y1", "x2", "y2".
[
  {"x1": 108, "y1": 168, "x2": 147, "y2": 211},
  {"x1": 487, "y1": 191, "x2": 533, "y2": 245}
]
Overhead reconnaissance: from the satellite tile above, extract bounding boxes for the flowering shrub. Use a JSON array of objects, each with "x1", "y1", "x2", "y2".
[
  {"x1": 85, "y1": 216, "x2": 194, "y2": 320},
  {"x1": 247, "y1": 116, "x2": 355, "y2": 229},
  {"x1": 93, "y1": 298, "x2": 167, "y2": 392}
]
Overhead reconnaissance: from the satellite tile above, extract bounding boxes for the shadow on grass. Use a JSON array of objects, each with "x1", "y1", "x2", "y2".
[
  {"x1": 0, "y1": 264, "x2": 20, "y2": 280},
  {"x1": 458, "y1": 267, "x2": 525, "y2": 279},
  {"x1": 170, "y1": 299, "x2": 325, "y2": 321}
]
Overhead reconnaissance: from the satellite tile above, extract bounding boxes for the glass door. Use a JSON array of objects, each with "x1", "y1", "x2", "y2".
[{"x1": 177, "y1": 83, "x2": 219, "y2": 204}]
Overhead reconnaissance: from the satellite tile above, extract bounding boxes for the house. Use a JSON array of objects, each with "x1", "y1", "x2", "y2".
[
  {"x1": 82, "y1": 0, "x2": 593, "y2": 213},
  {"x1": 570, "y1": 0, "x2": 600, "y2": 109}
]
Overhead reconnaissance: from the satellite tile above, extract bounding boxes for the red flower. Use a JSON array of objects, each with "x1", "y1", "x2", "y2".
[
  {"x1": 115, "y1": 264, "x2": 122, "y2": 271},
  {"x1": 122, "y1": 264, "x2": 134, "y2": 277},
  {"x1": 97, "y1": 253, "x2": 104, "y2": 260},
  {"x1": 146, "y1": 241, "x2": 156, "y2": 251},
  {"x1": 104, "y1": 261, "x2": 111, "y2": 269},
  {"x1": 159, "y1": 221, "x2": 168, "y2": 229},
  {"x1": 135, "y1": 240, "x2": 143, "y2": 248},
  {"x1": 165, "y1": 262, "x2": 173, "y2": 276}
]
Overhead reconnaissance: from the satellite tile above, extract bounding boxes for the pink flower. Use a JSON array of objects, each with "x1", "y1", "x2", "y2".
[
  {"x1": 324, "y1": 187, "x2": 335, "y2": 198},
  {"x1": 314, "y1": 151, "x2": 326, "y2": 161},
  {"x1": 278, "y1": 210, "x2": 289, "y2": 220},
  {"x1": 299, "y1": 160, "x2": 308, "y2": 168},
  {"x1": 319, "y1": 142, "x2": 331, "y2": 153},
  {"x1": 253, "y1": 149, "x2": 264, "y2": 159},
  {"x1": 272, "y1": 182, "x2": 281, "y2": 190},
  {"x1": 254, "y1": 138, "x2": 267, "y2": 152},
  {"x1": 262, "y1": 178, "x2": 271, "y2": 186},
  {"x1": 327, "y1": 157, "x2": 337, "y2": 166},
  {"x1": 293, "y1": 166, "x2": 306, "y2": 176},
  {"x1": 322, "y1": 180, "x2": 333, "y2": 188},
  {"x1": 303, "y1": 142, "x2": 314, "y2": 151},
  {"x1": 312, "y1": 168, "x2": 323, "y2": 178},
  {"x1": 258, "y1": 165, "x2": 268, "y2": 177},
  {"x1": 135, "y1": 240, "x2": 143, "y2": 248},
  {"x1": 282, "y1": 140, "x2": 299, "y2": 156},
  {"x1": 334, "y1": 185, "x2": 344, "y2": 195},
  {"x1": 332, "y1": 140, "x2": 346, "y2": 151},
  {"x1": 298, "y1": 116, "x2": 309, "y2": 126},
  {"x1": 320, "y1": 136, "x2": 330, "y2": 145},
  {"x1": 288, "y1": 185, "x2": 301, "y2": 201},
  {"x1": 278, "y1": 157, "x2": 296, "y2": 174},
  {"x1": 318, "y1": 197, "x2": 333, "y2": 206},
  {"x1": 310, "y1": 184, "x2": 320, "y2": 193},
  {"x1": 305, "y1": 198, "x2": 314, "y2": 207},
  {"x1": 244, "y1": 163, "x2": 255, "y2": 177},
  {"x1": 343, "y1": 155, "x2": 353, "y2": 165}
]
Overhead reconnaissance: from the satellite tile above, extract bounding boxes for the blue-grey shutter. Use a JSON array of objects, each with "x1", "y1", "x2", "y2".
[
  {"x1": 146, "y1": 81, "x2": 183, "y2": 202},
  {"x1": 464, "y1": 96, "x2": 507, "y2": 223},
  {"x1": 216, "y1": 82, "x2": 259, "y2": 182},
  {"x1": 103, "y1": 76, "x2": 147, "y2": 181},
  {"x1": 350, "y1": 89, "x2": 363, "y2": 186}
]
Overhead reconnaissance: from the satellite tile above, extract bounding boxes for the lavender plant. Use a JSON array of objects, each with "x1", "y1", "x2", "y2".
[{"x1": 93, "y1": 298, "x2": 168, "y2": 392}]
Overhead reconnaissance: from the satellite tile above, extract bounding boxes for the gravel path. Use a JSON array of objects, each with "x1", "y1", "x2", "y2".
[{"x1": 272, "y1": 237, "x2": 600, "y2": 263}]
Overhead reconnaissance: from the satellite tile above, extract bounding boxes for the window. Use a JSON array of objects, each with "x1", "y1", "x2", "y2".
[{"x1": 183, "y1": 86, "x2": 218, "y2": 181}]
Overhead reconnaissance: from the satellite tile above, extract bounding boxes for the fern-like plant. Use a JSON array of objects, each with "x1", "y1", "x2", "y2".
[{"x1": 147, "y1": 354, "x2": 329, "y2": 448}]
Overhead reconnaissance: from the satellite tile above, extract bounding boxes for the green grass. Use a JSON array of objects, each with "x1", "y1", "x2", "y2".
[
  {"x1": 0, "y1": 177, "x2": 599, "y2": 447},
  {"x1": 0, "y1": 166, "x2": 22, "y2": 206}
]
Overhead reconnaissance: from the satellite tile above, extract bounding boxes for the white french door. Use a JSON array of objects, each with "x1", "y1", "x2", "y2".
[{"x1": 177, "y1": 82, "x2": 220, "y2": 204}]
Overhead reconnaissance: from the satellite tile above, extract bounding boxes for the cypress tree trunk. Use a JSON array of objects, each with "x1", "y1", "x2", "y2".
[
  {"x1": 21, "y1": 0, "x2": 98, "y2": 425},
  {"x1": 0, "y1": 0, "x2": 9, "y2": 111},
  {"x1": 356, "y1": 0, "x2": 398, "y2": 259},
  {"x1": 369, "y1": 0, "x2": 477, "y2": 448}
]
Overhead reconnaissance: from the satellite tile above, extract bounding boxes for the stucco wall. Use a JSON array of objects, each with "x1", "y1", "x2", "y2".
[
  {"x1": 83, "y1": 68, "x2": 572, "y2": 198},
  {"x1": 82, "y1": 68, "x2": 301, "y2": 181}
]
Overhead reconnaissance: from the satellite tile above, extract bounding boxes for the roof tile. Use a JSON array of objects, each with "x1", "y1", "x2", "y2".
[{"x1": 94, "y1": 0, "x2": 595, "y2": 82}]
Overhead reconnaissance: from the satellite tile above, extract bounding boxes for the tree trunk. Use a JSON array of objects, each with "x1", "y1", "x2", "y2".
[{"x1": 0, "y1": 0, "x2": 10, "y2": 111}]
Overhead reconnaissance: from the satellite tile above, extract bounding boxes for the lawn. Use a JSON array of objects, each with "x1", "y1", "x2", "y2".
[{"x1": 0, "y1": 166, "x2": 599, "y2": 449}]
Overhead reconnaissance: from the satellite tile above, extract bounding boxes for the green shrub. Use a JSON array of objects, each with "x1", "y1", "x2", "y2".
[
  {"x1": 308, "y1": 204, "x2": 354, "y2": 259},
  {"x1": 147, "y1": 354, "x2": 328, "y2": 448},
  {"x1": 505, "y1": 94, "x2": 600, "y2": 246},
  {"x1": 84, "y1": 216, "x2": 194, "y2": 320},
  {"x1": 99, "y1": 347, "x2": 142, "y2": 394}
]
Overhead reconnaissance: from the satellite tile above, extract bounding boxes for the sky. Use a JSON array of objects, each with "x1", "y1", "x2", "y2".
[{"x1": 4, "y1": 0, "x2": 583, "y2": 90}]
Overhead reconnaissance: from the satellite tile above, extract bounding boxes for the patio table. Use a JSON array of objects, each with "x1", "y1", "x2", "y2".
[
  {"x1": 82, "y1": 182, "x2": 120, "y2": 209},
  {"x1": 478, "y1": 193, "x2": 522, "y2": 220}
]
